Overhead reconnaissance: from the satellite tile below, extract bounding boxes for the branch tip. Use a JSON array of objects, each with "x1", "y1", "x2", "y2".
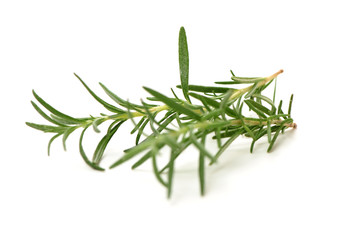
[{"x1": 265, "y1": 69, "x2": 284, "y2": 82}]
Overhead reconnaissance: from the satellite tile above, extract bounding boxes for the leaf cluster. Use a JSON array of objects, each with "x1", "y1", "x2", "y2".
[{"x1": 26, "y1": 27, "x2": 296, "y2": 197}]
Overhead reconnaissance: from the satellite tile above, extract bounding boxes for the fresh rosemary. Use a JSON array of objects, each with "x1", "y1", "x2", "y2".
[{"x1": 26, "y1": 27, "x2": 296, "y2": 197}]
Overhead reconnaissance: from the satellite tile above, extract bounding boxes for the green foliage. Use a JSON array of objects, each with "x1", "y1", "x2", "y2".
[{"x1": 26, "y1": 27, "x2": 296, "y2": 198}]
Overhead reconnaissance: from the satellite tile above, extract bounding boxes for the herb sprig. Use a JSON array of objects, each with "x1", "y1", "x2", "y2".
[{"x1": 26, "y1": 27, "x2": 296, "y2": 197}]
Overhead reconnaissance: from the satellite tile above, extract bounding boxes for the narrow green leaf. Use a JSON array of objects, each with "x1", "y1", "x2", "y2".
[
  {"x1": 250, "y1": 126, "x2": 264, "y2": 153},
  {"x1": 178, "y1": 26, "x2": 190, "y2": 103},
  {"x1": 201, "y1": 109, "x2": 222, "y2": 121},
  {"x1": 267, "y1": 119, "x2": 272, "y2": 143},
  {"x1": 235, "y1": 96, "x2": 243, "y2": 114},
  {"x1": 99, "y1": 82, "x2": 146, "y2": 109},
  {"x1": 247, "y1": 99, "x2": 271, "y2": 115},
  {"x1": 277, "y1": 100, "x2": 283, "y2": 114},
  {"x1": 214, "y1": 81, "x2": 243, "y2": 85},
  {"x1": 131, "y1": 142, "x2": 166, "y2": 169},
  {"x1": 189, "y1": 92, "x2": 220, "y2": 108},
  {"x1": 245, "y1": 83, "x2": 260, "y2": 98},
  {"x1": 215, "y1": 127, "x2": 222, "y2": 148},
  {"x1": 267, "y1": 114, "x2": 289, "y2": 119},
  {"x1": 156, "y1": 113, "x2": 176, "y2": 132},
  {"x1": 99, "y1": 83, "x2": 125, "y2": 105},
  {"x1": 79, "y1": 127, "x2": 105, "y2": 171},
  {"x1": 273, "y1": 78, "x2": 277, "y2": 103},
  {"x1": 170, "y1": 88, "x2": 180, "y2": 100},
  {"x1": 244, "y1": 100, "x2": 268, "y2": 118},
  {"x1": 131, "y1": 151, "x2": 153, "y2": 170},
  {"x1": 92, "y1": 118, "x2": 104, "y2": 133},
  {"x1": 26, "y1": 122, "x2": 67, "y2": 133},
  {"x1": 251, "y1": 94, "x2": 276, "y2": 114},
  {"x1": 159, "y1": 136, "x2": 195, "y2": 174},
  {"x1": 190, "y1": 130, "x2": 215, "y2": 162},
  {"x1": 131, "y1": 116, "x2": 146, "y2": 134},
  {"x1": 110, "y1": 139, "x2": 153, "y2": 169},
  {"x1": 136, "y1": 118, "x2": 149, "y2": 145},
  {"x1": 48, "y1": 133, "x2": 62, "y2": 156},
  {"x1": 288, "y1": 94, "x2": 294, "y2": 117},
  {"x1": 162, "y1": 135, "x2": 180, "y2": 149},
  {"x1": 32, "y1": 90, "x2": 83, "y2": 124},
  {"x1": 198, "y1": 132, "x2": 206, "y2": 196},
  {"x1": 261, "y1": 78, "x2": 274, "y2": 91},
  {"x1": 92, "y1": 121, "x2": 124, "y2": 165},
  {"x1": 62, "y1": 126, "x2": 78, "y2": 151},
  {"x1": 267, "y1": 127, "x2": 281, "y2": 153},
  {"x1": 220, "y1": 90, "x2": 234, "y2": 120},
  {"x1": 152, "y1": 154, "x2": 168, "y2": 187},
  {"x1": 49, "y1": 114, "x2": 85, "y2": 125},
  {"x1": 167, "y1": 148, "x2": 175, "y2": 198},
  {"x1": 242, "y1": 122, "x2": 255, "y2": 140},
  {"x1": 177, "y1": 85, "x2": 234, "y2": 93},
  {"x1": 231, "y1": 76, "x2": 265, "y2": 83},
  {"x1": 144, "y1": 87, "x2": 201, "y2": 120},
  {"x1": 141, "y1": 100, "x2": 160, "y2": 135},
  {"x1": 31, "y1": 101, "x2": 67, "y2": 127},
  {"x1": 74, "y1": 73, "x2": 125, "y2": 114},
  {"x1": 214, "y1": 129, "x2": 244, "y2": 163},
  {"x1": 124, "y1": 101, "x2": 142, "y2": 133},
  {"x1": 212, "y1": 128, "x2": 239, "y2": 139},
  {"x1": 267, "y1": 119, "x2": 293, "y2": 152},
  {"x1": 107, "y1": 119, "x2": 121, "y2": 132}
]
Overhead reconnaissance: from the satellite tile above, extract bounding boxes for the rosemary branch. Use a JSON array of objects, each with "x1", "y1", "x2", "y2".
[{"x1": 26, "y1": 27, "x2": 296, "y2": 198}]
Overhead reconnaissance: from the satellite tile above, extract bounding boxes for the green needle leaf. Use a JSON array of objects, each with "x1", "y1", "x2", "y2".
[
  {"x1": 177, "y1": 85, "x2": 234, "y2": 94},
  {"x1": 244, "y1": 99, "x2": 268, "y2": 118},
  {"x1": 135, "y1": 118, "x2": 150, "y2": 145},
  {"x1": 231, "y1": 76, "x2": 265, "y2": 83},
  {"x1": 62, "y1": 126, "x2": 78, "y2": 151},
  {"x1": 179, "y1": 26, "x2": 190, "y2": 103},
  {"x1": 31, "y1": 101, "x2": 67, "y2": 127},
  {"x1": 131, "y1": 143, "x2": 166, "y2": 170},
  {"x1": 26, "y1": 122, "x2": 67, "y2": 133},
  {"x1": 167, "y1": 148, "x2": 176, "y2": 198},
  {"x1": 245, "y1": 83, "x2": 260, "y2": 98},
  {"x1": 267, "y1": 127, "x2": 281, "y2": 153},
  {"x1": 198, "y1": 132, "x2": 206, "y2": 196},
  {"x1": 267, "y1": 119, "x2": 294, "y2": 152},
  {"x1": 48, "y1": 133, "x2": 62, "y2": 156},
  {"x1": 110, "y1": 140, "x2": 153, "y2": 169},
  {"x1": 152, "y1": 154, "x2": 168, "y2": 187},
  {"x1": 79, "y1": 127, "x2": 105, "y2": 171},
  {"x1": 288, "y1": 94, "x2": 294, "y2": 117},
  {"x1": 130, "y1": 116, "x2": 146, "y2": 134},
  {"x1": 92, "y1": 121, "x2": 124, "y2": 165},
  {"x1": 189, "y1": 92, "x2": 220, "y2": 108},
  {"x1": 251, "y1": 94, "x2": 276, "y2": 114},
  {"x1": 214, "y1": 129, "x2": 244, "y2": 163},
  {"x1": 32, "y1": 90, "x2": 83, "y2": 124},
  {"x1": 267, "y1": 119, "x2": 272, "y2": 143},
  {"x1": 74, "y1": 73, "x2": 125, "y2": 114},
  {"x1": 99, "y1": 82, "x2": 146, "y2": 109},
  {"x1": 190, "y1": 130, "x2": 215, "y2": 162}
]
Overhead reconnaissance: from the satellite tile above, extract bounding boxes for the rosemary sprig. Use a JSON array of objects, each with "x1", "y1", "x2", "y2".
[{"x1": 26, "y1": 27, "x2": 296, "y2": 198}]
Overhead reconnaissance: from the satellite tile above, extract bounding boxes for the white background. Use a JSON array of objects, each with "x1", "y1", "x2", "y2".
[{"x1": 1, "y1": 0, "x2": 336, "y2": 239}]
